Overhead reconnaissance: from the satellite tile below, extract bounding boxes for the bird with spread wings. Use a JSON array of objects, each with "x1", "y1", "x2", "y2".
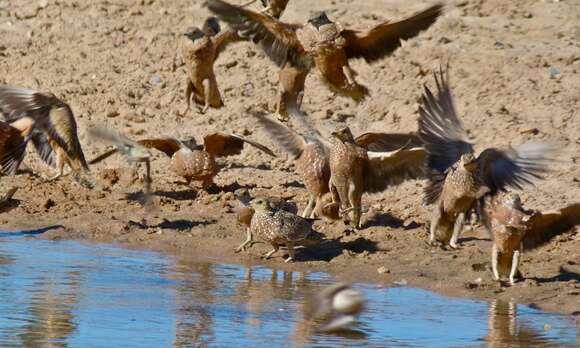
[
  {"x1": 253, "y1": 111, "x2": 424, "y2": 223},
  {"x1": 208, "y1": 0, "x2": 443, "y2": 116},
  {"x1": 0, "y1": 85, "x2": 95, "y2": 189},
  {"x1": 488, "y1": 193, "x2": 580, "y2": 285},
  {"x1": 91, "y1": 131, "x2": 275, "y2": 189},
  {"x1": 418, "y1": 67, "x2": 558, "y2": 249},
  {"x1": 181, "y1": 17, "x2": 241, "y2": 114}
]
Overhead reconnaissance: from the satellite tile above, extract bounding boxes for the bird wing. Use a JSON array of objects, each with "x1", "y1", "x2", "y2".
[
  {"x1": 418, "y1": 67, "x2": 474, "y2": 204},
  {"x1": 207, "y1": 0, "x2": 311, "y2": 69},
  {"x1": 213, "y1": 29, "x2": 243, "y2": 56},
  {"x1": 252, "y1": 111, "x2": 306, "y2": 158},
  {"x1": 0, "y1": 85, "x2": 84, "y2": 164},
  {"x1": 88, "y1": 148, "x2": 119, "y2": 165},
  {"x1": 89, "y1": 127, "x2": 150, "y2": 162},
  {"x1": 418, "y1": 67, "x2": 474, "y2": 173},
  {"x1": 30, "y1": 129, "x2": 56, "y2": 167},
  {"x1": 137, "y1": 138, "x2": 183, "y2": 157},
  {"x1": 523, "y1": 203, "x2": 580, "y2": 250},
  {"x1": 0, "y1": 121, "x2": 30, "y2": 175},
  {"x1": 355, "y1": 132, "x2": 423, "y2": 152},
  {"x1": 0, "y1": 187, "x2": 17, "y2": 202},
  {"x1": 363, "y1": 146, "x2": 427, "y2": 193},
  {"x1": 342, "y1": 3, "x2": 443, "y2": 63},
  {"x1": 203, "y1": 132, "x2": 276, "y2": 158},
  {"x1": 476, "y1": 142, "x2": 556, "y2": 196}
]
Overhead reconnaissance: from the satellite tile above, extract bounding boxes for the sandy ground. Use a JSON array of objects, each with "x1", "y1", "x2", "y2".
[{"x1": 1, "y1": 0, "x2": 579, "y2": 316}]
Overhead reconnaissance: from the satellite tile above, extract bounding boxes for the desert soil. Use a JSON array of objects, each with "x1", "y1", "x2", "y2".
[{"x1": 0, "y1": 0, "x2": 579, "y2": 316}]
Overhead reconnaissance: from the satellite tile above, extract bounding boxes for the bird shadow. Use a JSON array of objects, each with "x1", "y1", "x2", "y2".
[
  {"x1": 0, "y1": 225, "x2": 65, "y2": 237},
  {"x1": 154, "y1": 189, "x2": 198, "y2": 201},
  {"x1": 530, "y1": 266, "x2": 580, "y2": 284},
  {"x1": 206, "y1": 182, "x2": 256, "y2": 195},
  {"x1": 128, "y1": 219, "x2": 217, "y2": 231},
  {"x1": 225, "y1": 162, "x2": 272, "y2": 171},
  {"x1": 298, "y1": 236, "x2": 380, "y2": 262},
  {"x1": 281, "y1": 180, "x2": 305, "y2": 189},
  {"x1": 363, "y1": 212, "x2": 421, "y2": 230}
]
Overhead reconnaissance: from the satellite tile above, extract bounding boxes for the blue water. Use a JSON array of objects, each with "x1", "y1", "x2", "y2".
[{"x1": 0, "y1": 236, "x2": 576, "y2": 347}]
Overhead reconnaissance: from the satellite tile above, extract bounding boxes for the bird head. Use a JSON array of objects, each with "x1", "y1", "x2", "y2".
[
  {"x1": 460, "y1": 153, "x2": 477, "y2": 172},
  {"x1": 331, "y1": 126, "x2": 355, "y2": 143},
  {"x1": 250, "y1": 197, "x2": 272, "y2": 212},
  {"x1": 183, "y1": 27, "x2": 206, "y2": 42},
  {"x1": 202, "y1": 17, "x2": 221, "y2": 36},
  {"x1": 181, "y1": 136, "x2": 201, "y2": 151},
  {"x1": 502, "y1": 193, "x2": 523, "y2": 210},
  {"x1": 307, "y1": 11, "x2": 332, "y2": 29}
]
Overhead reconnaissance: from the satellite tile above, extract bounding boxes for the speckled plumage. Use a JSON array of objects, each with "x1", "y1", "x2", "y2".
[
  {"x1": 419, "y1": 68, "x2": 556, "y2": 249},
  {"x1": 488, "y1": 193, "x2": 580, "y2": 284},
  {"x1": 170, "y1": 147, "x2": 218, "y2": 187},
  {"x1": 236, "y1": 197, "x2": 313, "y2": 262},
  {"x1": 329, "y1": 126, "x2": 427, "y2": 229},
  {"x1": 91, "y1": 133, "x2": 274, "y2": 189}
]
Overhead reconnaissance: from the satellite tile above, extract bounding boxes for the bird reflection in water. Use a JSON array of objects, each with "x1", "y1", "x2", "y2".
[{"x1": 18, "y1": 271, "x2": 83, "y2": 348}]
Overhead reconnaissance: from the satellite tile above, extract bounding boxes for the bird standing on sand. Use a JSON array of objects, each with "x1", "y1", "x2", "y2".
[
  {"x1": 253, "y1": 111, "x2": 423, "y2": 220},
  {"x1": 91, "y1": 132, "x2": 275, "y2": 189},
  {"x1": 418, "y1": 68, "x2": 558, "y2": 249},
  {"x1": 0, "y1": 86, "x2": 94, "y2": 189},
  {"x1": 329, "y1": 126, "x2": 426, "y2": 229},
  {"x1": 235, "y1": 196, "x2": 314, "y2": 262},
  {"x1": 181, "y1": 17, "x2": 241, "y2": 114},
  {"x1": 488, "y1": 193, "x2": 580, "y2": 285},
  {"x1": 208, "y1": 0, "x2": 443, "y2": 116}
]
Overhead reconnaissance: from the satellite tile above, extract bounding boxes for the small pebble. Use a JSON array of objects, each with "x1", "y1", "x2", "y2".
[{"x1": 377, "y1": 266, "x2": 390, "y2": 274}]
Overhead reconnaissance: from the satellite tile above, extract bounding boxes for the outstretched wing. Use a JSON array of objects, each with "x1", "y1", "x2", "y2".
[
  {"x1": 89, "y1": 127, "x2": 150, "y2": 163},
  {"x1": 477, "y1": 142, "x2": 557, "y2": 196},
  {"x1": 418, "y1": 67, "x2": 473, "y2": 173},
  {"x1": 523, "y1": 203, "x2": 580, "y2": 250},
  {"x1": 252, "y1": 111, "x2": 307, "y2": 158},
  {"x1": 214, "y1": 29, "x2": 243, "y2": 56},
  {"x1": 138, "y1": 138, "x2": 183, "y2": 157},
  {"x1": 363, "y1": 147, "x2": 427, "y2": 193},
  {"x1": 0, "y1": 121, "x2": 30, "y2": 175},
  {"x1": 30, "y1": 130, "x2": 56, "y2": 167},
  {"x1": 355, "y1": 132, "x2": 422, "y2": 152},
  {"x1": 207, "y1": 0, "x2": 311, "y2": 69},
  {"x1": 0, "y1": 85, "x2": 87, "y2": 169},
  {"x1": 342, "y1": 3, "x2": 443, "y2": 63},
  {"x1": 203, "y1": 132, "x2": 276, "y2": 158}
]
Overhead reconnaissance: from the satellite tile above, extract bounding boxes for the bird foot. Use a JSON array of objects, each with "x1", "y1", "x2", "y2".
[
  {"x1": 45, "y1": 173, "x2": 63, "y2": 181},
  {"x1": 284, "y1": 256, "x2": 294, "y2": 263},
  {"x1": 449, "y1": 242, "x2": 461, "y2": 249}
]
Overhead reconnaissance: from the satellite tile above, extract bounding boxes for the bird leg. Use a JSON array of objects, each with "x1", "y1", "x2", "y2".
[
  {"x1": 428, "y1": 206, "x2": 444, "y2": 246},
  {"x1": 235, "y1": 227, "x2": 254, "y2": 253},
  {"x1": 347, "y1": 183, "x2": 361, "y2": 229},
  {"x1": 284, "y1": 242, "x2": 296, "y2": 263},
  {"x1": 509, "y1": 246, "x2": 522, "y2": 285},
  {"x1": 302, "y1": 195, "x2": 316, "y2": 218},
  {"x1": 342, "y1": 65, "x2": 357, "y2": 86},
  {"x1": 185, "y1": 78, "x2": 193, "y2": 114},
  {"x1": 491, "y1": 244, "x2": 500, "y2": 281},
  {"x1": 259, "y1": 5, "x2": 271, "y2": 14},
  {"x1": 47, "y1": 152, "x2": 65, "y2": 181},
  {"x1": 449, "y1": 212, "x2": 465, "y2": 249},
  {"x1": 201, "y1": 79, "x2": 211, "y2": 114},
  {"x1": 262, "y1": 244, "x2": 279, "y2": 259},
  {"x1": 276, "y1": 88, "x2": 290, "y2": 121}
]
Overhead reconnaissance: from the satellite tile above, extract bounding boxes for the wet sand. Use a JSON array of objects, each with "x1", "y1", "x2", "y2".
[{"x1": 0, "y1": 0, "x2": 579, "y2": 315}]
